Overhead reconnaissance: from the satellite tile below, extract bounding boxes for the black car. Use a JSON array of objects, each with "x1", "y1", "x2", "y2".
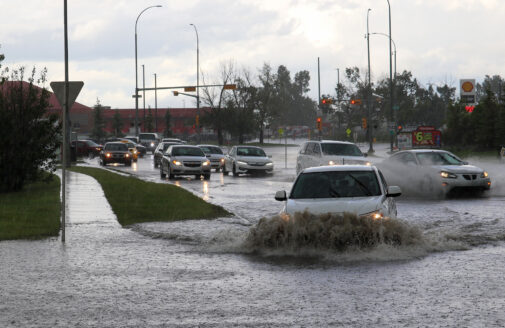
[
  {"x1": 153, "y1": 141, "x2": 182, "y2": 168},
  {"x1": 100, "y1": 142, "x2": 132, "y2": 166},
  {"x1": 71, "y1": 140, "x2": 103, "y2": 158}
]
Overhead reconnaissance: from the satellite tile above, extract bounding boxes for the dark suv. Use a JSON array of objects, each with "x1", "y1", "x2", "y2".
[{"x1": 100, "y1": 142, "x2": 132, "y2": 166}]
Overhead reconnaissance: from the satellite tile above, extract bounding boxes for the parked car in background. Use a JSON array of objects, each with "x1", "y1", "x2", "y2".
[
  {"x1": 71, "y1": 140, "x2": 103, "y2": 158},
  {"x1": 275, "y1": 165, "x2": 401, "y2": 219},
  {"x1": 160, "y1": 145, "x2": 211, "y2": 180},
  {"x1": 223, "y1": 145, "x2": 273, "y2": 176},
  {"x1": 197, "y1": 144, "x2": 225, "y2": 172},
  {"x1": 153, "y1": 141, "x2": 183, "y2": 168},
  {"x1": 377, "y1": 149, "x2": 491, "y2": 197},
  {"x1": 296, "y1": 140, "x2": 370, "y2": 174},
  {"x1": 99, "y1": 142, "x2": 132, "y2": 166},
  {"x1": 138, "y1": 132, "x2": 160, "y2": 154}
]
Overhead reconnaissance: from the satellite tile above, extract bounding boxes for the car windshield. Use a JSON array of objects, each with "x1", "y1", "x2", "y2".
[
  {"x1": 236, "y1": 147, "x2": 266, "y2": 157},
  {"x1": 105, "y1": 143, "x2": 128, "y2": 151},
  {"x1": 200, "y1": 146, "x2": 223, "y2": 154},
  {"x1": 85, "y1": 140, "x2": 99, "y2": 147},
  {"x1": 321, "y1": 143, "x2": 363, "y2": 156},
  {"x1": 172, "y1": 147, "x2": 205, "y2": 157},
  {"x1": 290, "y1": 170, "x2": 381, "y2": 199},
  {"x1": 139, "y1": 134, "x2": 156, "y2": 140},
  {"x1": 416, "y1": 152, "x2": 463, "y2": 165}
]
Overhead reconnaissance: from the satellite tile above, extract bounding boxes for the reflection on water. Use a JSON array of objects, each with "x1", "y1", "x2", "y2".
[
  {"x1": 220, "y1": 173, "x2": 224, "y2": 186},
  {"x1": 132, "y1": 161, "x2": 138, "y2": 171},
  {"x1": 175, "y1": 181, "x2": 181, "y2": 187},
  {"x1": 202, "y1": 181, "x2": 209, "y2": 201}
]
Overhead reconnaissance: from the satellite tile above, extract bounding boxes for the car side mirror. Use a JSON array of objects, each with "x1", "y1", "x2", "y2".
[
  {"x1": 363, "y1": 153, "x2": 368, "y2": 157},
  {"x1": 275, "y1": 190, "x2": 287, "y2": 201},
  {"x1": 386, "y1": 185, "x2": 402, "y2": 197}
]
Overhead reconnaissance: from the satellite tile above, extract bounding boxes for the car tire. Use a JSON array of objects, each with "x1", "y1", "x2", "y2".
[
  {"x1": 222, "y1": 164, "x2": 229, "y2": 176},
  {"x1": 204, "y1": 173, "x2": 211, "y2": 180},
  {"x1": 233, "y1": 164, "x2": 239, "y2": 177},
  {"x1": 126, "y1": 161, "x2": 132, "y2": 167},
  {"x1": 154, "y1": 161, "x2": 158, "y2": 168},
  {"x1": 160, "y1": 165, "x2": 166, "y2": 178},
  {"x1": 168, "y1": 168, "x2": 175, "y2": 180}
]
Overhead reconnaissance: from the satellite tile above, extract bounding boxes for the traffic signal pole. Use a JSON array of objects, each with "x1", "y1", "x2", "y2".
[{"x1": 366, "y1": 8, "x2": 374, "y2": 153}]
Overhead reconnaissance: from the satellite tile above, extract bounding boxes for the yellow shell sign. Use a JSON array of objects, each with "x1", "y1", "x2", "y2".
[{"x1": 462, "y1": 81, "x2": 474, "y2": 93}]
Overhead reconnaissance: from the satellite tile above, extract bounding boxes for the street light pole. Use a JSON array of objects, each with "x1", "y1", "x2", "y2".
[
  {"x1": 371, "y1": 32, "x2": 397, "y2": 78},
  {"x1": 154, "y1": 73, "x2": 158, "y2": 132},
  {"x1": 387, "y1": 0, "x2": 394, "y2": 152},
  {"x1": 366, "y1": 8, "x2": 374, "y2": 153},
  {"x1": 134, "y1": 5, "x2": 161, "y2": 136},
  {"x1": 142, "y1": 64, "x2": 146, "y2": 128},
  {"x1": 189, "y1": 23, "x2": 200, "y2": 143}
]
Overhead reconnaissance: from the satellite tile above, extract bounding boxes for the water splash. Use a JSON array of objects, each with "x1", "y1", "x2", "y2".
[{"x1": 244, "y1": 211, "x2": 424, "y2": 252}]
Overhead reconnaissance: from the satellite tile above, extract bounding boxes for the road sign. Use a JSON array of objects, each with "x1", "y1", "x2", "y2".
[
  {"x1": 346, "y1": 128, "x2": 351, "y2": 136},
  {"x1": 223, "y1": 84, "x2": 237, "y2": 90},
  {"x1": 184, "y1": 87, "x2": 196, "y2": 92},
  {"x1": 460, "y1": 79, "x2": 476, "y2": 104},
  {"x1": 278, "y1": 127, "x2": 284, "y2": 136},
  {"x1": 50, "y1": 81, "x2": 84, "y2": 109}
]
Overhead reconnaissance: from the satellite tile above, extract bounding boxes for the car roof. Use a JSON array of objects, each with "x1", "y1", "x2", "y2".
[
  {"x1": 302, "y1": 164, "x2": 375, "y2": 173},
  {"x1": 236, "y1": 145, "x2": 263, "y2": 149},
  {"x1": 171, "y1": 144, "x2": 199, "y2": 148},
  {"x1": 306, "y1": 140, "x2": 356, "y2": 145},
  {"x1": 395, "y1": 149, "x2": 449, "y2": 154},
  {"x1": 197, "y1": 144, "x2": 220, "y2": 147}
]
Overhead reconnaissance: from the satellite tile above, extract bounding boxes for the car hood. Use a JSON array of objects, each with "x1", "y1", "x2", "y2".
[
  {"x1": 285, "y1": 196, "x2": 382, "y2": 216},
  {"x1": 321, "y1": 155, "x2": 369, "y2": 165},
  {"x1": 206, "y1": 154, "x2": 225, "y2": 160},
  {"x1": 432, "y1": 164, "x2": 484, "y2": 174},
  {"x1": 172, "y1": 155, "x2": 207, "y2": 162},
  {"x1": 236, "y1": 156, "x2": 271, "y2": 163}
]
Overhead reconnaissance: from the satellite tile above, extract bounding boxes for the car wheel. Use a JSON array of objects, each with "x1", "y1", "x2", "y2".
[
  {"x1": 204, "y1": 173, "x2": 211, "y2": 180},
  {"x1": 222, "y1": 164, "x2": 229, "y2": 176},
  {"x1": 168, "y1": 168, "x2": 175, "y2": 180},
  {"x1": 126, "y1": 161, "x2": 132, "y2": 167},
  {"x1": 160, "y1": 165, "x2": 166, "y2": 178},
  {"x1": 215, "y1": 167, "x2": 221, "y2": 173},
  {"x1": 154, "y1": 161, "x2": 158, "y2": 168},
  {"x1": 233, "y1": 164, "x2": 239, "y2": 177}
]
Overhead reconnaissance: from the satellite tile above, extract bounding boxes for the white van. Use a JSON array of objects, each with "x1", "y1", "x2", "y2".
[{"x1": 296, "y1": 140, "x2": 370, "y2": 174}]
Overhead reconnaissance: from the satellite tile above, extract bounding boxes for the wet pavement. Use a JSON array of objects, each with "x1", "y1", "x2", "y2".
[{"x1": 2, "y1": 142, "x2": 505, "y2": 327}]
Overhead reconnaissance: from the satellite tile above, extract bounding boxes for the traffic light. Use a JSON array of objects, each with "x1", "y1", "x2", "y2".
[
  {"x1": 397, "y1": 125, "x2": 403, "y2": 133},
  {"x1": 172, "y1": 91, "x2": 179, "y2": 96},
  {"x1": 351, "y1": 99, "x2": 362, "y2": 105},
  {"x1": 321, "y1": 98, "x2": 333, "y2": 105},
  {"x1": 316, "y1": 117, "x2": 322, "y2": 131},
  {"x1": 361, "y1": 117, "x2": 367, "y2": 129}
]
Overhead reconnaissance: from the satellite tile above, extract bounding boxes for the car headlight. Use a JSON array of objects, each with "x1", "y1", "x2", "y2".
[
  {"x1": 202, "y1": 160, "x2": 210, "y2": 166},
  {"x1": 328, "y1": 160, "x2": 336, "y2": 165},
  {"x1": 133, "y1": 150, "x2": 137, "y2": 154},
  {"x1": 125, "y1": 153, "x2": 130, "y2": 158},
  {"x1": 481, "y1": 171, "x2": 489, "y2": 178},
  {"x1": 220, "y1": 158, "x2": 225, "y2": 163},
  {"x1": 237, "y1": 160, "x2": 247, "y2": 166},
  {"x1": 150, "y1": 142, "x2": 155, "y2": 147},
  {"x1": 172, "y1": 160, "x2": 182, "y2": 166},
  {"x1": 105, "y1": 153, "x2": 111, "y2": 158},
  {"x1": 365, "y1": 161, "x2": 372, "y2": 166},
  {"x1": 440, "y1": 171, "x2": 457, "y2": 179},
  {"x1": 265, "y1": 162, "x2": 273, "y2": 166},
  {"x1": 362, "y1": 211, "x2": 384, "y2": 220}
]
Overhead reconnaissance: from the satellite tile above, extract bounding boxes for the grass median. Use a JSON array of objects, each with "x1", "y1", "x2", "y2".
[
  {"x1": 0, "y1": 174, "x2": 61, "y2": 241},
  {"x1": 70, "y1": 166, "x2": 231, "y2": 226}
]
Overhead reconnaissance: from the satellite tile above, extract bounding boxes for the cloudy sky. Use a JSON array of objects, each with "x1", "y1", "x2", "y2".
[{"x1": 1, "y1": 0, "x2": 504, "y2": 109}]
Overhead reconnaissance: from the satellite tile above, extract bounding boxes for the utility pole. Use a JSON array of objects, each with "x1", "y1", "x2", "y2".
[
  {"x1": 366, "y1": 8, "x2": 374, "y2": 153},
  {"x1": 154, "y1": 73, "x2": 158, "y2": 131}
]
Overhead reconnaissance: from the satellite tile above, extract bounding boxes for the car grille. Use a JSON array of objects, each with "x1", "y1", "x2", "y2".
[
  {"x1": 463, "y1": 174, "x2": 477, "y2": 180},
  {"x1": 249, "y1": 162, "x2": 265, "y2": 166},
  {"x1": 184, "y1": 161, "x2": 201, "y2": 168}
]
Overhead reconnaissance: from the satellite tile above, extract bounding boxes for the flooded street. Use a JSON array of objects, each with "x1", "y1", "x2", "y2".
[{"x1": 2, "y1": 141, "x2": 505, "y2": 327}]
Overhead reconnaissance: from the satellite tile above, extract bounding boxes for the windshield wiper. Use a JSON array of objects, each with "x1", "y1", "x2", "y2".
[{"x1": 348, "y1": 174, "x2": 372, "y2": 196}]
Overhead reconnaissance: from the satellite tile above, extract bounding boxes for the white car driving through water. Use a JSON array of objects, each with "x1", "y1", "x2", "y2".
[
  {"x1": 275, "y1": 165, "x2": 402, "y2": 219},
  {"x1": 378, "y1": 149, "x2": 491, "y2": 197},
  {"x1": 223, "y1": 145, "x2": 273, "y2": 176}
]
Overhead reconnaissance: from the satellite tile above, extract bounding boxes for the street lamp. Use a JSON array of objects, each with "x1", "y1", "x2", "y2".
[
  {"x1": 154, "y1": 73, "x2": 158, "y2": 132},
  {"x1": 134, "y1": 5, "x2": 161, "y2": 136},
  {"x1": 366, "y1": 8, "x2": 374, "y2": 153},
  {"x1": 189, "y1": 23, "x2": 200, "y2": 142},
  {"x1": 371, "y1": 32, "x2": 396, "y2": 78}
]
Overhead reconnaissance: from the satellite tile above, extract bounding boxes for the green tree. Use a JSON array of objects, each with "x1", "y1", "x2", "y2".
[
  {"x1": 91, "y1": 99, "x2": 105, "y2": 142},
  {"x1": 0, "y1": 67, "x2": 61, "y2": 192},
  {"x1": 111, "y1": 109, "x2": 123, "y2": 137},
  {"x1": 145, "y1": 106, "x2": 153, "y2": 131},
  {"x1": 163, "y1": 109, "x2": 172, "y2": 137}
]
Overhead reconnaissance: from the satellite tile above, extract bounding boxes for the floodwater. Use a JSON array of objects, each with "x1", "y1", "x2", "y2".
[{"x1": 2, "y1": 141, "x2": 505, "y2": 327}]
